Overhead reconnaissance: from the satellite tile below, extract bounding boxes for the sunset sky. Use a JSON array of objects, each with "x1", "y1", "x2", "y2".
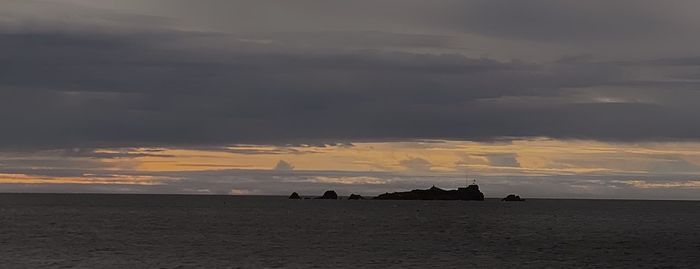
[{"x1": 2, "y1": 0, "x2": 700, "y2": 199}]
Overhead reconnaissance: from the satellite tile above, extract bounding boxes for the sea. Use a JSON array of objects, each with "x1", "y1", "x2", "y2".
[{"x1": 0, "y1": 194, "x2": 698, "y2": 268}]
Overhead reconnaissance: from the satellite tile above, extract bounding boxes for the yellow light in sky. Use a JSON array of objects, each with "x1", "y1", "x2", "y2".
[
  {"x1": 91, "y1": 138, "x2": 700, "y2": 177},
  {"x1": 0, "y1": 173, "x2": 170, "y2": 185}
]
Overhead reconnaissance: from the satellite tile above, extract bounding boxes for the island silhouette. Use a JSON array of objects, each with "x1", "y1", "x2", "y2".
[
  {"x1": 375, "y1": 184, "x2": 484, "y2": 200},
  {"x1": 290, "y1": 182, "x2": 487, "y2": 201}
]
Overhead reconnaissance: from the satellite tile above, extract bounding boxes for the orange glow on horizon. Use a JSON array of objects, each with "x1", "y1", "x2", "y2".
[
  {"x1": 94, "y1": 138, "x2": 700, "y2": 177},
  {"x1": 0, "y1": 173, "x2": 171, "y2": 185},
  {"x1": 4, "y1": 138, "x2": 700, "y2": 187}
]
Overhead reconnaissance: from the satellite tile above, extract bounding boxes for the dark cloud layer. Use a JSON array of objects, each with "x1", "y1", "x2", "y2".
[{"x1": 1, "y1": 1, "x2": 700, "y2": 150}]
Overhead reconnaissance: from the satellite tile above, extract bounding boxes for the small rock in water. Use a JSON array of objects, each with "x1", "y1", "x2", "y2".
[
  {"x1": 348, "y1": 194, "x2": 364, "y2": 200},
  {"x1": 288, "y1": 192, "x2": 301, "y2": 199},
  {"x1": 502, "y1": 194, "x2": 525, "y2": 201},
  {"x1": 314, "y1": 190, "x2": 338, "y2": 199}
]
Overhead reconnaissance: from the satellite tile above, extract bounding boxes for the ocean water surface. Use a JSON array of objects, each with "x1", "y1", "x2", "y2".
[{"x1": 0, "y1": 194, "x2": 698, "y2": 268}]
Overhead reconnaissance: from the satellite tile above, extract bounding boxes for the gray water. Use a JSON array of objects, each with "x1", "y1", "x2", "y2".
[{"x1": 0, "y1": 194, "x2": 698, "y2": 268}]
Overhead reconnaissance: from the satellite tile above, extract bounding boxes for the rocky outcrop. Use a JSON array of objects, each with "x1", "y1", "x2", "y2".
[
  {"x1": 502, "y1": 194, "x2": 525, "y2": 201},
  {"x1": 348, "y1": 194, "x2": 364, "y2": 200},
  {"x1": 374, "y1": 185, "x2": 484, "y2": 201},
  {"x1": 288, "y1": 192, "x2": 301, "y2": 199},
  {"x1": 314, "y1": 190, "x2": 338, "y2": 199}
]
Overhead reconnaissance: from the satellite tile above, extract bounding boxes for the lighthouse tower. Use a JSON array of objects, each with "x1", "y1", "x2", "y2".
[{"x1": 465, "y1": 175, "x2": 477, "y2": 187}]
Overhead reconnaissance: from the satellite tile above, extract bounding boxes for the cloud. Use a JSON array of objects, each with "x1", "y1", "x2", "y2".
[
  {"x1": 613, "y1": 180, "x2": 700, "y2": 189},
  {"x1": 452, "y1": 1, "x2": 693, "y2": 42},
  {"x1": 399, "y1": 158, "x2": 432, "y2": 172},
  {"x1": 229, "y1": 188, "x2": 253, "y2": 195},
  {"x1": 1, "y1": 1, "x2": 700, "y2": 148},
  {"x1": 3, "y1": 1, "x2": 700, "y2": 198},
  {"x1": 485, "y1": 153, "x2": 521, "y2": 168},
  {"x1": 273, "y1": 160, "x2": 295, "y2": 171},
  {"x1": 3, "y1": 26, "x2": 699, "y2": 149},
  {"x1": 309, "y1": 176, "x2": 387, "y2": 185}
]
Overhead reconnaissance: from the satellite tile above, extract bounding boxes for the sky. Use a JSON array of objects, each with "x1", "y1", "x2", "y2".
[{"x1": 2, "y1": 0, "x2": 700, "y2": 199}]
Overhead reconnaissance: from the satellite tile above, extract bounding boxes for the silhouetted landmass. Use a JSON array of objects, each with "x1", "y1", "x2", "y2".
[
  {"x1": 374, "y1": 185, "x2": 484, "y2": 201},
  {"x1": 314, "y1": 190, "x2": 338, "y2": 199},
  {"x1": 502, "y1": 194, "x2": 525, "y2": 201},
  {"x1": 348, "y1": 194, "x2": 364, "y2": 200},
  {"x1": 288, "y1": 192, "x2": 301, "y2": 199}
]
